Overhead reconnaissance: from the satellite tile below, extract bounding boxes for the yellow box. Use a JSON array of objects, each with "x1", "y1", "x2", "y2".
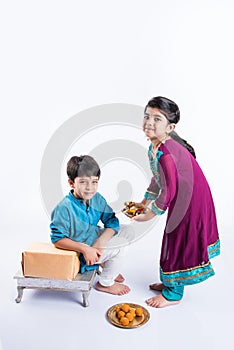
[{"x1": 22, "y1": 242, "x2": 80, "y2": 281}]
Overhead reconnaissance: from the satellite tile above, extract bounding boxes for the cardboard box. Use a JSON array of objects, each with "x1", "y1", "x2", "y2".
[{"x1": 22, "y1": 242, "x2": 80, "y2": 281}]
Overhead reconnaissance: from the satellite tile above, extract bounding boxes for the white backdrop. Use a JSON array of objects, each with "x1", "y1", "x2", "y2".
[
  {"x1": 0, "y1": 1, "x2": 234, "y2": 349},
  {"x1": 1, "y1": 0, "x2": 233, "y2": 243}
]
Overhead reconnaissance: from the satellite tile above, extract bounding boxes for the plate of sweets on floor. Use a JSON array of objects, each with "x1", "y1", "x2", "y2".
[
  {"x1": 106, "y1": 303, "x2": 150, "y2": 328},
  {"x1": 121, "y1": 201, "x2": 148, "y2": 218}
]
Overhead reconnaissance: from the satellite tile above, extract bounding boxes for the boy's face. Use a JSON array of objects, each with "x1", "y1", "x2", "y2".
[{"x1": 68, "y1": 176, "x2": 99, "y2": 202}]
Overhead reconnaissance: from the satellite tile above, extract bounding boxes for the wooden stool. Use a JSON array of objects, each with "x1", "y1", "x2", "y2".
[{"x1": 14, "y1": 269, "x2": 97, "y2": 307}]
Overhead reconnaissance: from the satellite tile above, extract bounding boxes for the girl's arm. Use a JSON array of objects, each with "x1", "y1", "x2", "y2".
[
  {"x1": 153, "y1": 154, "x2": 177, "y2": 213},
  {"x1": 144, "y1": 175, "x2": 161, "y2": 202},
  {"x1": 138, "y1": 198, "x2": 152, "y2": 206},
  {"x1": 133, "y1": 154, "x2": 177, "y2": 222}
]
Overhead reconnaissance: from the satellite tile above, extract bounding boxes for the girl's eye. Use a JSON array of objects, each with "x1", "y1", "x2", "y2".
[{"x1": 154, "y1": 117, "x2": 161, "y2": 121}]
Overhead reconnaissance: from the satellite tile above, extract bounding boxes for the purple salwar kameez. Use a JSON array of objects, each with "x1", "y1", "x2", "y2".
[{"x1": 145, "y1": 139, "x2": 220, "y2": 287}]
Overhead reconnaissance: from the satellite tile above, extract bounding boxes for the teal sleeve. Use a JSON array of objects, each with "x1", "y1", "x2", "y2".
[{"x1": 50, "y1": 206, "x2": 70, "y2": 243}]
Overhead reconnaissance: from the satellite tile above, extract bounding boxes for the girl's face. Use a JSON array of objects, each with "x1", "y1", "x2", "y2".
[
  {"x1": 143, "y1": 107, "x2": 175, "y2": 141},
  {"x1": 68, "y1": 176, "x2": 99, "y2": 203}
]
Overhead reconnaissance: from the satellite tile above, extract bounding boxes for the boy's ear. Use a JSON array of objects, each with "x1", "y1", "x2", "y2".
[{"x1": 68, "y1": 178, "x2": 74, "y2": 188}]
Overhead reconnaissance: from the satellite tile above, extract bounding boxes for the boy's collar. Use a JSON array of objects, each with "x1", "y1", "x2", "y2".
[{"x1": 69, "y1": 190, "x2": 93, "y2": 206}]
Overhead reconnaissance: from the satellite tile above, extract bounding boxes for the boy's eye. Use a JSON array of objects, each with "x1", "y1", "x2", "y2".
[
  {"x1": 79, "y1": 180, "x2": 98, "y2": 184},
  {"x1": 144, "y1": 115, "x2": 149, "y2": 119}
]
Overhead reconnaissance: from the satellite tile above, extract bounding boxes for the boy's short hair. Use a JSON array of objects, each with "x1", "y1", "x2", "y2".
[{"x1": 67, "y1": 155, "x2": 101, "y2": 182}]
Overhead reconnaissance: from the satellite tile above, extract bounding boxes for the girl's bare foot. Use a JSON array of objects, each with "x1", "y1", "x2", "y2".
[
  {"x1": 115, "y1": 273, "x2": 125, "y2": 283},
  {"x1": 145, "y1": 294, "x2": 180, "y2": 308},
  {"x1": 95, "y1": 281, "x2": 130, "y2": 295},
  {"x1": 149, "y1": 282, "x2": 165, "y2": 291}
]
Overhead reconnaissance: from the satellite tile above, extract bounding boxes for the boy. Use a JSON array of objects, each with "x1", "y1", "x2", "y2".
[{"x1": 50, "y1": 155, "x2": 130, "y2": 295}]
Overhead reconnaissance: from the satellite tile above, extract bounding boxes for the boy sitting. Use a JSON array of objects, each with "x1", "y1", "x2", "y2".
[{"x1": 50, "y1": 155, "x2": 130, "y2": 295}]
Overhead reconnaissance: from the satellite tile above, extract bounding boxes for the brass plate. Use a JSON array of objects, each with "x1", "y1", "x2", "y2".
[
  {"x1": 106, "y1": 303, "x2": 150, "y2": 329},
  {"x1": 122, "y1": 202, "x2": 148, "y2": 218}
]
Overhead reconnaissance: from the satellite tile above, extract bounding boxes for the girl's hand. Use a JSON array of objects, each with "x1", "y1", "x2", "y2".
[
  {"x1": 132, "y1": 201, "x2": 145, "y2": 207},
  {"x1": 136, "y1": 198, "x2": 152, "y2": 207},
  {"x1": 131, "y1": 208, "x2": 156, "y2": 222},
  {"x1": 83, "y1": 246, "x2": 102, "y2": 265}
]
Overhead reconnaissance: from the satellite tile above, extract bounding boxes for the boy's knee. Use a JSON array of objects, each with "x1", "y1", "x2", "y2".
[{"x1": 119, "y1": 224, "x2": 136, "y2": 242}]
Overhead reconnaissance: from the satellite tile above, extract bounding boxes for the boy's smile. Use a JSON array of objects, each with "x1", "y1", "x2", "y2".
[{"x1": 68, "y1": 176, "x2": 99, "y2": 203}]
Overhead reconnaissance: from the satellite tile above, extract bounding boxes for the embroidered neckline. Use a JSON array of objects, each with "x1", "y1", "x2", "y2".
[{"x1": 148, "y1": 144, "x2": 164, "y2": 176}]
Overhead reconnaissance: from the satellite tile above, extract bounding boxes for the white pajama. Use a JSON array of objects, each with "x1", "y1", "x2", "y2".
[{"x1": 97, "y1": 224, "x2": 134, "y2": 287}]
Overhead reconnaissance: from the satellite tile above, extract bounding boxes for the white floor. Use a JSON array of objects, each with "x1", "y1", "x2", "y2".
[{"x1": 0, "y1": 220, "x2": 233, "y2": 350}]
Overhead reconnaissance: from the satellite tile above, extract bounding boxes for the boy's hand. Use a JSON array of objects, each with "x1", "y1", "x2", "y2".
[
  {"x1": 83, "y1": 246, "x2": 102, "y2": 265},
  {"x1": 92, "y1": 242, "x2": 104, "y2": 255},
  {"x1": 131, "y1": 208, "x2": 156, "y2": 222}
]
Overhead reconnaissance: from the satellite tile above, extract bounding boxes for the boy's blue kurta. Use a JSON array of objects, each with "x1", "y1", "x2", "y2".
[{"x1": 50, "y1": 190, "x2": 120, "y2": 246}]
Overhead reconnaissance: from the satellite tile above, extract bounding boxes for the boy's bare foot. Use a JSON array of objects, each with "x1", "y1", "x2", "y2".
[
  {"x1": 149, "y1": 282, "x2": 165, "y2": 291},
  {"x1": 115, "y1": 273, "x2": 125, "y2": 283},
  {"x1": 145, "y1": 294, "x2": 180, "y2": 308},
  {"x1": 95, "y1": 281, "x2": 130, "y2": 295}
]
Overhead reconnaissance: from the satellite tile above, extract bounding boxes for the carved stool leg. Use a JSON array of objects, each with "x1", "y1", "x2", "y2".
[
  {"x1": 82, "y1": 291, "x2": 90, "y2": 307},
  {"x1": 15, "y1": 286, "x2": 25, "y2": 303}
]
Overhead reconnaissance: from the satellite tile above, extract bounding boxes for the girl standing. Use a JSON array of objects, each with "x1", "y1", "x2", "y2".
[{"x1": 132, "y1": 96, "x2": 220, "y2": 308}]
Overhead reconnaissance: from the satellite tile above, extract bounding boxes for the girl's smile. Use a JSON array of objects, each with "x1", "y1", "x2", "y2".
[
  {"x1": 144, "y1": 127, "x2": 156, "y2": 131},
  {"x1": 143, "y1": 107, "x2": 175, "y2": 141}
]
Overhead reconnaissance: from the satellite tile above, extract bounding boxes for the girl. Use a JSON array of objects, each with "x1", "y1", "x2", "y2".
[{"x1": 132, "y1": 96, "x2": 220, "y2": 308}]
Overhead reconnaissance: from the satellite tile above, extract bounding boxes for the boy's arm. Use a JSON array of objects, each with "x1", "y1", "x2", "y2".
[
  {"x1": 99, "y1": 196, "x2": 120, "y2": 234},
  {"x1": 51, "y1": 206, "x2": 102, "y2": 265},
  {"x1": 92, "y1": 227, "x2": 115, "y2": 250},
  {"x1": 54, "y1": 238, "x2": 102, "y2": 266}
]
